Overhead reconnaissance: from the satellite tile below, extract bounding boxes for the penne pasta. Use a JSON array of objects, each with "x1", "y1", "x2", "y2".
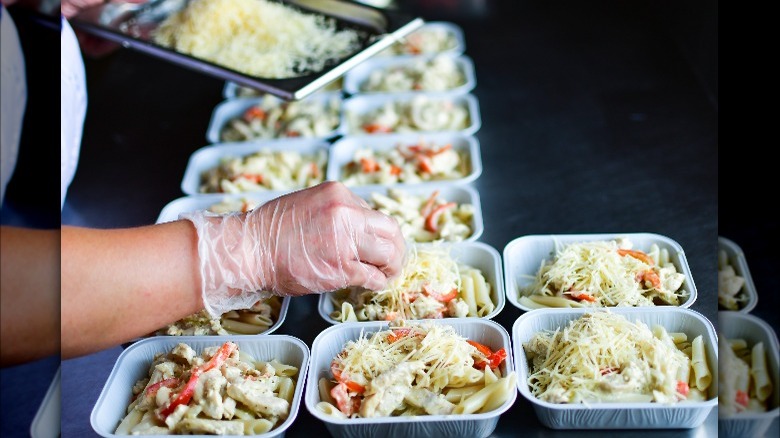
[{"x1": 691, "y1": 335, "x2": 712, "y2": 391}]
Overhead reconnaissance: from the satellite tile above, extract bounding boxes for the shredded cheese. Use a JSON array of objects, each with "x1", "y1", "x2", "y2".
[
  {"x1": 524, "y1": 311, "x2": 694, "y2": 404},
  {"x1": 153, "y1": 0, "x2": 362, "y2": 78}
]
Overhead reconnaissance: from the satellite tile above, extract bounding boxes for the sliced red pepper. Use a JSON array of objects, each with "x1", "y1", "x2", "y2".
[
  {"x1": 387, "y1": 327, "x2": 412, "y2": 343},
  {"x1": 617, "y1": 249, "x2": 654, "y2": 265},
  {"x1": 344, "y1": 380, "x2": 366, "y2": 394},
  {"x1": 570, "y1": 291, "x2": 597, "y2": 302},
  {"x1": 243, "y1": 106, "x2": 266, "y2": 122},
  {"x1": 417, "y1": 155, "x2": 433, "y2": 173},
  {"x1": 468, "y1": 341, "x2": 506, "y2": 370},
  {"x1": 389, "y1": 164, "x2": 402, "y2": 176},
  {"x1": 420, "y1": 190, "x2": 440, "y2": 217},
  {"x1": 360, "y1": 157, "x2": 380, "y2": 173},
  {"x1": 677, "y1": 380, "x2": 690, "y2": 397},
  {"x1": 736, "y1": 390, "x2": 749, "y2": 407},
  {"x1": 637, "y1": 269, "x2": 661, "y2": 288},
  {"x1": 310, "y1": 163, "x2": 321, "y2": 178},
  {"x1": 240, "y1": 173, "x2": 264, "y2": 184},
  {"x1": 285, "y1": 130, "x2": 301, "y2": 137},
  {"x1": 427, "y1": 144, "x2": 452, "y2": 156},
  {"x1": 330, "y1": 382, "x2": 360, "y2": 416},
  {"x1": 157, "y1": 341, "x2": 237, "y2": 419},
  {"x1": 363, "y1": 123, "x2": 392, "y2": 134},
  {"x1": 467, "y1": 340, "x2": 493, "y2": 356},
  {"x1": 422, "y1": 284, "x2": 458, "y2": 302},
  {"x1": 424, "y1": 202, "x2": 456, "y2": 233},
  {"x1": 483, "y1": 348, "x2": 507, "y2": 370},
  {"x1": 145, "y1": 377, "x2": 180, "y2": 396}
]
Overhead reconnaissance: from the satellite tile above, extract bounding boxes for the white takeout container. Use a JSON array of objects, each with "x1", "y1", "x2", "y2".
[
  {"x1": 718, "y1": 236, "x2": 758, "y2": 313},
  {"x1": 718, "y1": 311, "x2": 780, "y2": 437},
  {"x1": 342, "y1": 54, "x2": 476, "y2": 96},
  {"x1": 503, "y1": 232, "x2": 698, "y2": 312},
  {"x1": 91, "y1": 335, "x2": 310, "y2": 437},
  {"x1": 378, "y1": 21, "x2": 465, "y2": 57},
  {"x1": 180, "y1": 138, "x2": 330, "y2": 196},
  {"x1": 30, "y1": 366, "x2": 61, "y2": 438},
  {"x1": 327, "y1": 132, "x2": 482, "y2": 187},
  {"x1": 222, "y1": 78, "x2": 345, "y2": 99},
  {"x1": 156, "y1": 193, "x2": 286, "y2": 224},
  {"x1": 305, "y1": 318, "x2": 516, "y2": 438},
  {"x1": 205, "y1": 92, "x2": 344, "y2": 143},
  {"x1": 341, "y1": 92, "x2": 481, "y2": 137},
  {"x1": 512, "y1": 307, "x2": 718, "y2": 429},
  {"x1": 347, "y1": 183, "x2": 484, "y2": 242},
  {"x1": 318, "y1": 240, "x2": 504, "y2": 324}
]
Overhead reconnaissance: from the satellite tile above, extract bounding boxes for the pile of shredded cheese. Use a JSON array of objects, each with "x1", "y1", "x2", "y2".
[
  {"x1": 521, "y1": 238, "x2": 686, "y2": 307},
  {"x1": 334, "y1": 322, "x2": 485, "y2": 394},
  {"x1": 523, "y1": 311, "x2": 694, "y2": 404},
  {"x1": 153, "y1": 0, "x2": 362, "y2": 78}
]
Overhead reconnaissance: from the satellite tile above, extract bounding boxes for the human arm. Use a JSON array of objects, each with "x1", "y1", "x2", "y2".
[
  {"x1": 0, "y1": 227, "x2": 61, "y2": 366},
  {"x1": 55, "y1": 181, "x2": 404, "y2": 359}
]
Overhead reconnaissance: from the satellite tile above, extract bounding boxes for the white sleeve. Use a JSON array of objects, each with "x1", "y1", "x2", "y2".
[
  {"x1": 0, "y1": 5, "x2": 27, "y2": 207},
  {"x1": 61, "y1": 16, "x2": 87, "y2": 210}
]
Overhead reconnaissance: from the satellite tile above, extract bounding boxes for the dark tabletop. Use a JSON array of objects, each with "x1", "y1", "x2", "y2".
[{"x1": 2, "y1": 0, "x2": 750, "y2": 436}]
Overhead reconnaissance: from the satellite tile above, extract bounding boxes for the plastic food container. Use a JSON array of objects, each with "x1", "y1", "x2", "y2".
[
  {"x1": 718, "y1": 311, "x2": 780, "y2": 437},
  {"x1": 327, "y1": 132, "x2": 482, "y2": 187},
  {"x1": 341, "y1": 92, "x2": 481, "y2": 137},
  {"x1": 30, "y1": 366, "x2": 61, "y2": 438},
  {"x1": 379, "y1": 21, "x2": 465, "y2": 57},
  {"x1": 305, "y1": 318, "x2": 516, "y2": 438},
  {"x1": 503, "y1": 232, "x2": 698, "y2": 312},
  {"x1": 205, "y1": 92, "x2": 344, "y2": 143},
  {"x1": 347, "y1": 183, "x2": 484, "y2": 243},
  {"x1": 180, "y1": 138, "x2": 330, "y2": 196},
  {"x1": 512, "y1": 307, "x2": 718, "y2": 429},
  {"x1": 318, "y1": 240, "x2": 505, "y2": 324},
  {"x1": 342, "y1": 54, "x2": 476, "y2": 96},
  {"x1": 222, "y1": 78, "x2": 345, "y2": 99},
  {"x1": 718, "y1": 236, "x2": 758, "y2": 313},
  {"x1": 156, "y1": 193, "x2": 286, "y2": 224},
  {"x1": 91, "y1": 335, "x2": 310, "y2": 437}
]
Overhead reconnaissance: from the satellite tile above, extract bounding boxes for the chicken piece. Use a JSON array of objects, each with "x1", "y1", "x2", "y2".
[
  {"x1": 174, "y1": 418, "x2": 245, "y2": 435},
  {"x1": 227, "y1": 379, "x2": 289, "y2": 418},
  {"x1": 404, "y1": 387, "x2": 455, "y2": 415},
  {"x1": 359, "y1": 361, "x2": 424, "y2": 417}
]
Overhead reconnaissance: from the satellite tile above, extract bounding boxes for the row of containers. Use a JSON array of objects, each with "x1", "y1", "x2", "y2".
[{"x1": 90, "y1": 22, "x2": 778, "y2": 438}]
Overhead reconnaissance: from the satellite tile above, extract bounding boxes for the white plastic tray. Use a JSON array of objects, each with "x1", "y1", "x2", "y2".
[
  {"x1": 91, "y1": 335, "x2": 309, "y2": 437},
  {"x1": 341, "y1": 92, "x2": 481, "y2": 137},
  {"x1": 503, "y1": 232, "x2": 698, "y2": 311},
  {"x1": 718, "y1": 236, "x2": 758, "y2": 313},
  {"x1": 347, "y1": 183, "x2": 484, "y2": 242},
  {"x1": 512, "y1": 307, "x2": 718, "y2": 429},
  {"x1": 205, "y1": 92, "x2": 344, "y2": 143},
  {"x1": 156, "y1": 193, "x2": 285, "y2": 224},
  {"x1": 222, "y1": 78, "x2": 345, "y2": 99},
  {"x1": 318, "y1": 240, "x2": 505, "y2": 324},
  {"x1": 379, "y1": 21, "x2": 465, "y2": 57},
  {"x1": 30, "y1": 366, "x2": 61, "y2": 438},
  {"x1": 180, "y1": 138, "x2": 331, "y2": 196},
  {"x1": 342, "y1": 54, "x2": 476, "y2": 96},
  {"x1": 305, "y1": 318, "x2": 516, "y2": 438},
  {"x1": 327, "y1": 132, "x2": 482, "y2": 187},
  {"x1": 718, "y1": 311, "x2": 780, "y2": 437}
]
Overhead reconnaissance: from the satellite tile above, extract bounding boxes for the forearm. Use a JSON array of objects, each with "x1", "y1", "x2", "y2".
[
  {"x1": 0, "y1": 227, "x2": 61, "y2": 366},
  {"x1": 61, "y1": 221, "x2": 203, "y2": 359}
]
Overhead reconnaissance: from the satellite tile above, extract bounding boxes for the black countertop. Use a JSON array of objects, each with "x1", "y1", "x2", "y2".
[{"x1": 4, "y1": 0, "x2": 749, "y2": 436}]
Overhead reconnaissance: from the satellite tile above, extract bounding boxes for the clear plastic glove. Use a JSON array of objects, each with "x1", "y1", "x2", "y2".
[{"x1": 181, "y1": 181, "x2": 406, "y2": 318}]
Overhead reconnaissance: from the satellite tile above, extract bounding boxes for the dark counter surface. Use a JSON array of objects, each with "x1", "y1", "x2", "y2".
[{"x1": 55, "y1": 0, "x2": 731, "y2": 436}]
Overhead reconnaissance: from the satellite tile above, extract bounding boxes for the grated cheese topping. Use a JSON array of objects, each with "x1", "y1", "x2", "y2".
[
  {"x1": 520, "y1": 238, "x2": 687, "y2": 307},
  {"x1": 153, "y1": 0, "x2": 362, "y2": 78},
  {"x1": 523, "y1": 311, "x2": 692, "y2": 404}
]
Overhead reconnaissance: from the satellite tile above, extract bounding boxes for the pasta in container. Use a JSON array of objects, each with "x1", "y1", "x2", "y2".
[
  {"x1": 113, "y1": 341, "x2": 301, "y2": 435},
  {"x1": 512, "y1": 236, "x2": 690, "y2": 309},
  {"x1": 366, "y1": 187, "x2": 475, "y2": 242},
  {"x1": 317, "y1": 321, "x2": 516, "y2": 418},
  {"x1": 215, "y1": 94, "x2": 341, "y2": 142},
  {"x1": 160, "y1": 296, "x2": 286, "y2": 336},
  {"x1": 198, "y1": 147, "x2": 327, "y2": 194},
  {"x1": 327, "y1": 243, "x2": 498, "y2": 323},
  {"x1": 339, "y1": 138, "x2": 470, "y2": 186},
  {"x1": 347, "y1": 55, "x2": 471, "y2": 94},
  {"x1": 523, "y1": 311, "x2": 711, "y2": 404},
  {"x1": 345, "y1": 94, "x2": 474, "y2": 135},
  {"x1": 719, "y1": 335, "x2": 774, "y2": 415},
  {"x1": 717, "y1": 236, "x2": 757, "y2": 312},
  {"x1": 378, "y1": 22, "x2": 463, "y2": 56}
]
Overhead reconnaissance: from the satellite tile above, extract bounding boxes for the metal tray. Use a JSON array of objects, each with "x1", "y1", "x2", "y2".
[{"x1": 69, "y1": 0, "x2": 423, "y2": 100}]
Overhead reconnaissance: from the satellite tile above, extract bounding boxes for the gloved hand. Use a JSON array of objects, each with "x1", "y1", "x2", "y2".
[{"x1": 181, "y1": 181, "x2": 406, "y2": 318}]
